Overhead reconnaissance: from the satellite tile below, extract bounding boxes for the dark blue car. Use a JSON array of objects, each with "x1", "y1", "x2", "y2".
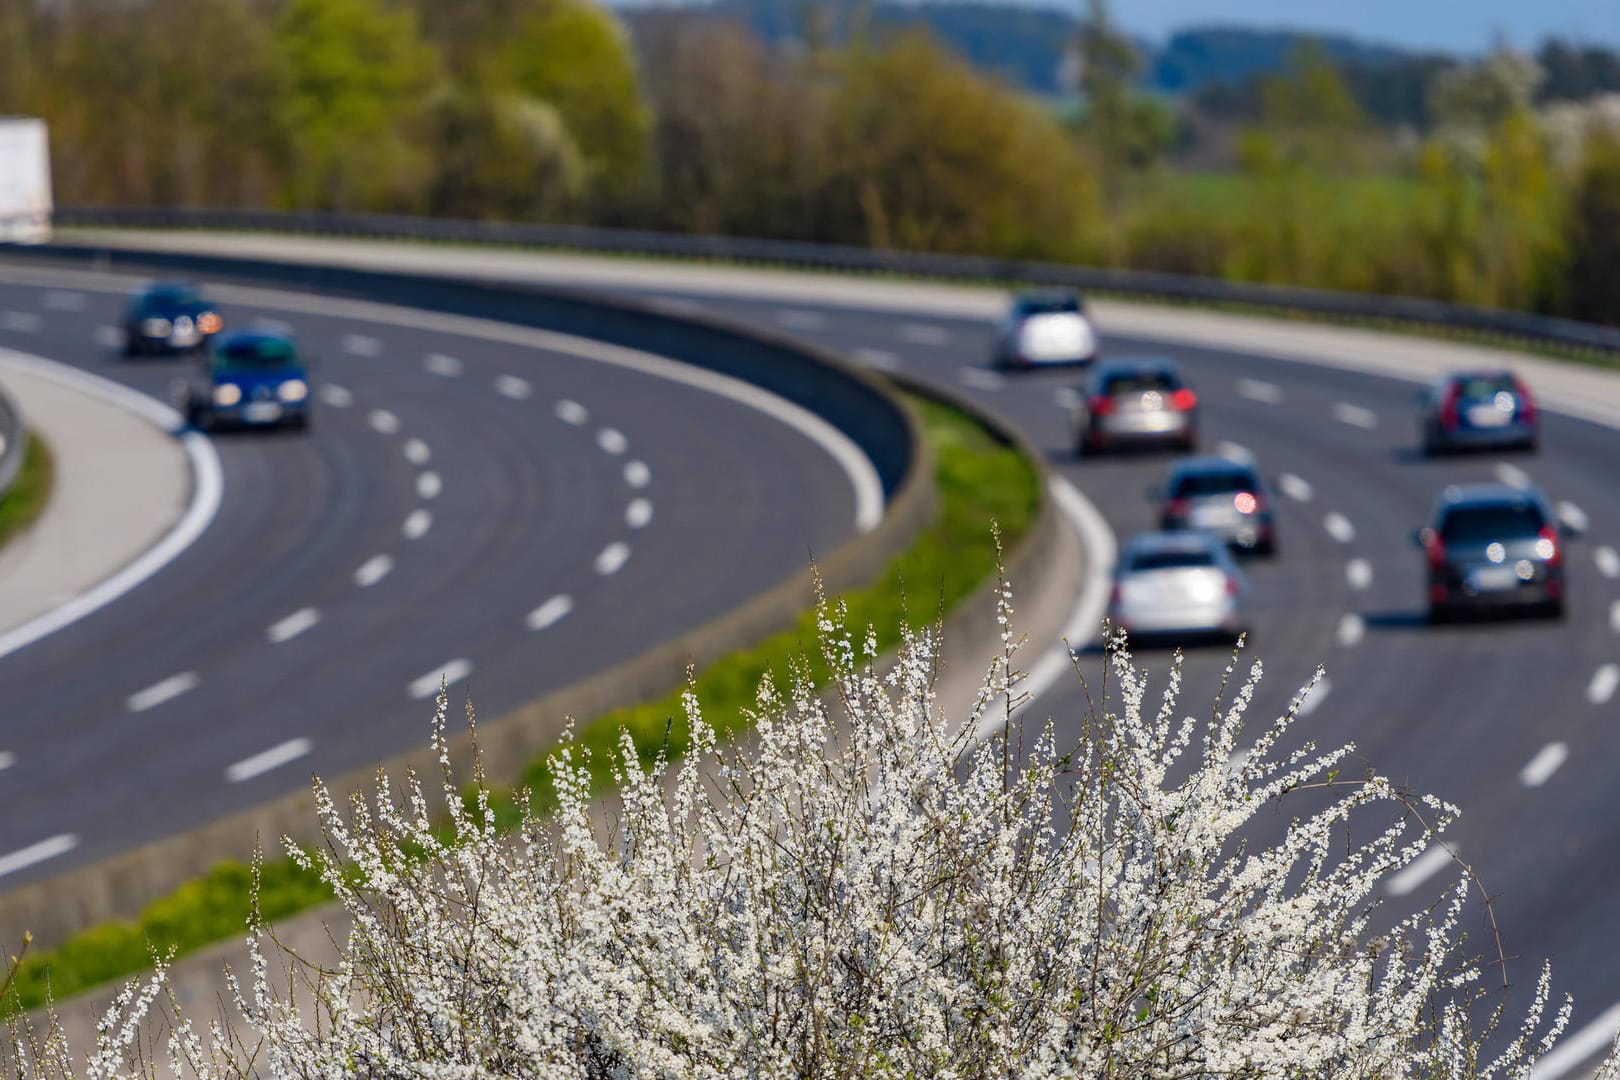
[
  {"x1": 178, "y1": 331, "x2": 312, "y2": 431},
  {"x1": 123, "y1": 281, "x2": 223, "y2": 355}
]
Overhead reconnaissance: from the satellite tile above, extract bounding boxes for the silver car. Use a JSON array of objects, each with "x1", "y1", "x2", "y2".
[
  {"x1": 992, "y1": 291, "x2": 1098, "y2": 369},
  {"x1": 1073, "y1": 358, "x2": 1197, "y2": 455},
  {"x1": 1109, "y1": 531, "x2": 1251, "y2": 643},
  {"x1": 1418, "y1": 370, "x2": 1538, "y2": 454}
]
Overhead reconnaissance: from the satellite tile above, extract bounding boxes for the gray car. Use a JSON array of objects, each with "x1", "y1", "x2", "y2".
[
  {"x1": 1416, "y1": 483, "x2": 1568, "y2": 622},
  {"x1": 1419, "y1": 370, "x2": 1538, "y2": 454},
  {"x1": 1159, "y1": 456, "x2": 1278, "y2": 556},
  {"x1": 1073, "y1": 358, "x2": 1197, "y2": 455},
  {"x1": 1109, "y1": 531, "x2": 1251, "y2": 643}
]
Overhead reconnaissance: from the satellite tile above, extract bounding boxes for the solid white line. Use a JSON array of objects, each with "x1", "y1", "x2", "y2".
[
  {"x1": 42, "y1": 290, "x2": 86, "y2": 311},
  {"x1": 354, "y1": 554, "x2": 394, "y2": 588},
  {"x1": 424, "y1": 352, "x2": 463, "y2": 377},
  {"x1": 526, "y1": 594, "x2": 575, "y2": 632},
  {"x1": 1278, "y1": 473, "x2": 1315, "y2": 503},
  {"x1": 1597, "y1": 546, "x2": 1620, "y2": 579},
  {"x1": 853, "y1": 348, "x2": 902, "y2": 371},
  {"x1": 597, "y1": 427, "x2": 629, "y2": 454},
  {"x1": 1519, "y1": 742, "x2": 1569, "y2": 788},
  {"x1": 127, "y1": 672, "x2": 200, "y2": 713},
  {"x1": 626, "y1": 498, "x2": 653, "y2": 529},
  {"x1": 0, "y1": 751, "x2": 15, "y2": 772},
  {"x1": 408, "y1": 659, "x2": 473, "y2": 701},
  {"x1": 1529, "y1": 1001, "x2": 1620, "y2": 1080},
  {"x1": 1216, "y1": 441, "x2": 1253, "y2": 463},
  {"x1": 403, "y1": 438, "x2": 431, "y2": 465},
  {"x1": 1336, "y1": 613, "x2": 1365, "y2": 648},
  {"x1": 403, "y1": 509, "x2": 433, "y2": 540},
  {"x1": 1494, "y1": 462, "x2": 1532, "y2": 489},
  {"x1": 900, "y1": 322, "x2": 953, "y2": 346},
  {"x1": 416, "y1": 471, "x2": 442, "y2": 500},
  {"x1": 1587, "y1": 664, "x2": 1619, "y2": 705},
  {"x1": 1237, "y1": 378, "x2": 1283, "y2": 404},
  {"x1": 225, "y1": 737, "x2": 313, "y2": 783},
  {"x1": 595, "y1": 541, "x2": 631, "y2": 576},
  {"x1": 555, "y1": 399, "x2": 589, "y2": 425},
  {"x1": 342, "y1": 333, "x2": 381, "y2": 357},
  {"x1": 1385, "y1": 843, "x2": 1456, "y2": 897},
  {"x1": 775, "y1": 308, "x2": 826, "y2": 331},
  {"x1": 1332, "y1": 402, "x2": 1378, "y2": 429},
  {"x1": 1324, "y1": 513, "x2": 1356, "y2": 544},
  {"x1": 368, "y1": 409, "x2": 401, "y2": 435},
  {"x1": 0, "y1": 349, "x2": 224, "y2": 665},
  {"x1": 266, "y1": 607, "x2": 320, "y2": 645},
  {"x1": 495, "y1": 374, "x2": 532, "y2": 400},
  {"x1": 1298, "y1": 677, "x2": 1332, "y2": 717},
  {"x1": 1346, "y1": 559, "x2": 1373, "y2": 591},
  {"x1": 624, "y1": 460, "x2": 651, "y2": 489},
  {"x1": 1556, "y1": 501, "x2": 1589, "y2": 534},
  {"x1": 958, "y1": 366, "x2": 1006, "y2": 392},
  {"x1": 0, "y1": 834, "x2": 78, "y2": 880},
  {"x1": 2, "y1": 311, "x2": 41, "y2": 333},
  {"x1": 318, "y1": 383, "x2": 353, "y2": 408}
]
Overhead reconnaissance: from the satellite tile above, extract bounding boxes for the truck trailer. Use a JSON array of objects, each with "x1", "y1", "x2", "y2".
[{"x1": 0, "y1": 118, "x2": 52, "y2": 244}]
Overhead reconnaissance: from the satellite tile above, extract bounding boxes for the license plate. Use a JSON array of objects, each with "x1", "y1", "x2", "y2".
[
  {"x1": 1467, "y1": 404, "x2": 1511, "y2": 427},
  {"x1": 1468, "y1": 566, "x2": 1519, "y2": 591},
  {"x1": 169, "y1": 330, "x2": 200, "y2": 347},
  {"x1": 243, "y1": 402, "x2": 282, "y2": 423},
  {"x1": 1191, "y1": 507, "x2": 1235, "y2": 528}
]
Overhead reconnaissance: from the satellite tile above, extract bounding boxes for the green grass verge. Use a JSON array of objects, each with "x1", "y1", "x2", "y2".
[
  {"x1": 0, "y1": 435, "x2": 54, "y2": 553},
  {"x1": 1, "y1": 392, "x2": 1040, "y2": 1015}
]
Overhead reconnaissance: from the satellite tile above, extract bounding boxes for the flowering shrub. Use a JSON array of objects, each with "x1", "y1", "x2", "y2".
[{"x1": 7, "y1": 591, "x2": 1618, "y2": 1078}]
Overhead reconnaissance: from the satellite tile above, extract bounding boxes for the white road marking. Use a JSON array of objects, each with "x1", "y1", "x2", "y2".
[
  {"x1": 1278, "y1": 473, "x2": 1315, "y2": 503},
  {"x1": 368, "y1": 409, "x2": 401, "y2": 435},
  {"x1": 597, "y1": 427, "x2": 629, "y2": 454},
  {"x1": 555, "y1": 399, "x2": 589, "y2": 425},
  {"x1": 957, "y1": 366, "x2": 1006, "y2": 392},
  {"x1": 1324, "y1": 513, "x2": 1356, "y2": 544},
  {"x1": 1053, "y1": 386, "x2": 1083, "y2": 409},
  {"x1": 853, "y1": 348, "x2": 902, "y2": 371},
  {"x1": 403, "y1": 509, "x2": 433, "y2": 540},
  {"x1": 0, "y1": 751, "x2": 14, "y2": 773},
  {"x1": 416, "y1": 471, "x2": 442, "y2": 500},
  {"x1": 1519, "y1": 742, "x2": 1569, "y2": 788},
  {"x1": 495, "y1": 374, "x2": 531, "y2": 400},
  {"x1": 1557, "y1": 500, "x2": 1589, "y2": 534},
  {"x1": 251, "y1": 318, "x2": 293, "y2": 335},
  {"x1": 1298, "y1": 677, "x2": 1332, "y2": 717},
  {"x1": 408, "y1": 659, "x2": 473, "y2": 701},
  {"x1": 94, "y1": 325, "x2": 123, "y2": 348},
  {"x1": 403, "y1": 438, "x2": 431, "y2": 465},
  {"x1": 42, "y1": 290, "x2": 86, "y2": 311},
  {"x1": 1494, "y1": 462, "x2": 1532, "y2": 489},
  {"x1": 424, "y1": 352, "x2": 463, "y2": 377},
  {"x1": 266, "y1": 607, "x2": 321, "y2": 645},
  {"x1": 526, "y1": 594, "x2": 575, "y2": 632},
  {"x1": 342, "y1": 333, "x2": 381, "y2": 357},
  {"x1": 127, "y1": 672, "x2": 200, "y2": 713},
  {"x1": 1529, "y1": 1001, "x2": 1620, "y2": 1080},
  {"x1": 1587, "y1": 664, "x2": 1620, "y2": 705},
  {"x1": 1, "y1": 311, "x2": 41, "y2": 333},
  {"x1": 1331, "y1": 402, "x2": 1378, "y2": 429},
  {"x1": 354, "y1": 554, "x2": 394, "y2": 587},
  {"x1": 626, "y1": 498, "x2": 653, "y2": 529},
  {"x1": 226, "y1": 737, "x2": 314, "y2": 783},
  {"x1": 1611, "y1": 599, "x2": 1620, "y2": 635},
  {"x1": 0, "y1": 834, "x2": 78, "y2": 880},
  {"x1": 1237, "y1": 378, "x2": 1283, "y2": 404},
  {"x1": 1346, "y1": 559, "x2": 1373, "y2": 591},
  {"x1": 1216, "y1": 441, "x2": 1253, "y2": 463},
  {"x1": 1336, "y1": 613, "x2": 1365, "y2": 648},
  {"x1": 900, "y1": 322, "x2": 953, "y2": 346},
  {"x1": 775, "y1": 308, "x2": 826, "y2": 331},
  {"x1": 1385, "y1": 843, "x2": 1456, "y2": 897},
  {"x1": 1598, "y1": 546, "x2": 1620, "y2": 579},
  {"x1": 624, "y1": 460, "x2": 651, "y2": 489},
  {"x1": 318, "y1": 383, "x2": 354, "y2": 408},
  {"x1": 595, "y1": 541, "x2": 631, "y2": 575}
]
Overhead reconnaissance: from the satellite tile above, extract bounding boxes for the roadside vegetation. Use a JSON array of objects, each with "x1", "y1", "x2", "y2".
[{"x1": 0, "y1": 435, "x2": 53, "y2": 553}]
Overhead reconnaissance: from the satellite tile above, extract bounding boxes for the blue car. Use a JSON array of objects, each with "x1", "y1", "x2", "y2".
[
  {"x1": 178, "y1": 331, "x2": 312, "y2": 431},
  {"x1": 122, "y1": 281, "x2": 223, "y2": 355}
]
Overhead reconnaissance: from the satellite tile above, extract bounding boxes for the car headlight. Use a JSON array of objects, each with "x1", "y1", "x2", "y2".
[
  {"x1": 277, "y1": 379, "x2": 308, "y2": 403},
  {"x1": 142, "y1": 317, "x2": 173, "y2": 337},
  {"x1": 212, "y1": 383, "x2": 242, "y2": 407}
]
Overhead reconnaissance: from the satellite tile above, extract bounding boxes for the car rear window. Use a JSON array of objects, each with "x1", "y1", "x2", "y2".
[
  {"x1": 1439, "y1": 503, "x2": 1545, "y2": 543},
  {"x1": 1101, "y1": 372, "x2": 1177, "y2": 395},
  {"x1": 1170, "y1": 470, "x2": 1255, "y2": 497},
  {"x1": 215, "y1": 338, "x2": 297, "y2": 371},
  {"x1": 1129, "y1": 550, "x2": 1216, "y2": 571},
  {"x1": 1017, "y1": 295, "x2": 1082, "y2": 316},
  {"x1": 1454, "y1": 374, "x2": 1517, "y2": 398}
]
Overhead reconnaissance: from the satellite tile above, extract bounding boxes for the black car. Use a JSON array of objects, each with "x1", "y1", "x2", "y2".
[
  {"x1": 1158, "y1": 456, "x2": 1277, "y2": 556},
  {"x1": 1416, "y1": 483, "x2": 1567, "y2": 621},
  {"x1": 123, "y1": 281, "x2": 223, "y2": 356},
  {"x1": 1418, "y1": 371, "x2": 1538, "y2": 454},
  {"x1": 1073, "y1": 358, "x2": 1197, "y2": 455}
]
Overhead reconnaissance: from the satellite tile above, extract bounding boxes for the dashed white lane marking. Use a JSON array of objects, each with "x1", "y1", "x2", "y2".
[
  {"x1": 853, "y1": 348, "x2": 902, "y2": 372},
  {"x1": 526, "y1": 594, "x2": 575, "y2": 632},
  {"x1": 403, "y1": 438, "x2": 431, "y2": 466},
  {"x1": 1331, "y1": 402, "x2": 1378, "y2": 429},
  {"x1": 342, "y1": 333, "x2": 381, "y2": 357},
  {"x1": 318, "y1": 383, "x2": 354, "y2": 408},
  {"x1": 1216, "y1": 441, "x2": 1253, "y2": 463},
  {"x1": 775, "y1": 308, "x2": 826, "y2": 331},
  {"x1": 957, "y1": 366, "x2": 1006, "y2": 392},
  {"x1": 1610, "y1": 599, "x2": 1620, "y2": 635},
  {"x1": 626, "y1": 498, "x2": 653, "y2": 529},
  {"x1": 1, "y1": 311, "x2": 41, "y2": 333},
  {"x1": 266, "y1": 607, "x2": 321, "y2": 645},
  {"x1": 495, "y1": 374, "x2": 531, "y2": 400},
  {"x1": 1494, "y1": 462, "x2": 1532, "y2": 489},
  {"x1": 1236, "y1": 378, "x2": 1283, "y2": 404},
  {"x1": 226, "y1": 737, "x2": 314, "y2": 783},
  {"x1": 1336, "y1": 613, "x2": 1365, "y2": 648},
  {"x1": 1557, "y1": 500, "x2": 1589, "y2": 534},
  {"x1": 1346, "y1": 559, "x2": 1373, "y2": 591},
  {"x1": 42, "y1": 290, "x2": 86, "y2": 311},
  {"x1": 595, "y1": 541, "x2": 631, "y2": 576},
  {"x1": 1519, "y1": 742, "x2": 1570, "y2": 788},
  {"x1": 900, "y1": 322, "x2": 953, "y2": 346},
  {"x1": 1298, "y1": 677, "x2": 1332, "y2": 717},
  {"x1": 408, "y1": 659, "x2": 473, "y2": 701},
  {"x1": 94, "y1": 326, "x2": 123, "y2": 348},
  {"x1": 1053, "y1": 386, "x2": 1082, "y2": 409},
  {"x1": 1385, "y1": 843, "x2": 1456, "y2": 897},
  {"x1": 555, "y1": 399, "x2": 589, "y2": 425},
  {"x1": 368, "y1": 409, "x2": 401, "y2": 435},
  {"x1": 1279, "y1": 473, "x2": 1315, "y2": 503},
  {"x1": 1324, "y1": 513, "x2": 1356, "y2": 544},
  {"x1": 1597, "y1": 546, "x2": 1620, "y2": 579},
  {"x1": 0, "y1": 834, "x2": 78, "y2": 880},
  {"x1": 127, "y1": 672, "x2": 200, "y2": 714},
  {"x1": 597, "y1": 428, "x2": 629, "y2": 454},
  {"x1": 1529, "y1": 1000, "x2": 1620, "y2": 1080},
  {"x1": 0, "y1": 751, "x2": 14, "y2": 773},
  {"x1": 403, "y1": 509, "x2": 433, "y2": 540},
  {"x1": 1587, "y1": 664, "x2": 1620, "y2": 705},
  {"x1": 416, "y1": 472, "x2": 442, "y2": 500},
  {"x1": 424, "y1": 353, "x2": 463, "y2": 377},
  {"x1": 251, "y1": 318, "x2": 293, "y2": 336},
  {"x1": 624, "y1": 460, "x2": 651, "y2": 488},
  {"x1": 354, "y1": 554, "x2": 394, "y2": 587}
]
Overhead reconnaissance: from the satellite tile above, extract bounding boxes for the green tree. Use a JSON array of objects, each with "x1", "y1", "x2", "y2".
[
  {"x1": 423, "y1": 87, "x2": 586, "y2": 220},
  {"x1": 1073, "y1": 0, "x2": 1143, "y2": 210},
  {"x1": 1256, "y1": 42, "x2": 1369, "y2": 169},
  {"x1": 1564, "y1": 132, "x2": 1620, "y2": 323}
]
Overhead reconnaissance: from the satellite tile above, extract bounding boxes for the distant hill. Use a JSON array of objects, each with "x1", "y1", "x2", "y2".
[{"x1": 1151, "y1": 25, "x2": 1411, "y2": 93}]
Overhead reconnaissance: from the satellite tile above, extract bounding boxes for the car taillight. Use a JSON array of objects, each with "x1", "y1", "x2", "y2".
[
  {"x1": 1109, "y1": 583, "x2": 1123, "y2": 607},
  {"x1": 1165, "y1": 498, "x2": 1190, "y2": 518},
  {"x1": 1424, "y1": 531, "x2": 1446, "y2": 572},
  {"x1": 1439, "y1": 383, "x2": 1461, "y2": 429},
  {"x1": 1090, "y1": 396, "x2": 1116, "y2": 416},
  {"x1": 1515, "y1": 378, "x2": 1537, "y2": 424},
  {"x1": 1233, "y1": 492, "x2": 1261, "y2": 515},
  {"x1": 1225, "y1": 575, "x2": 1242, "y2": 598},
  {"x1": 1170, "y1": 388, "x2": 1197, "y2": 411},
  {"x1": 1538, "y1": 525, "x2": 1562, "y2": 567}
]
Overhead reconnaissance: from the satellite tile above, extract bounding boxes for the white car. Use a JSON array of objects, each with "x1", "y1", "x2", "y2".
[
  {"x1": 993, "y1": 291, "x2": 1098, "y2": 369},
  {"x1": 1109, "y1": 531, "x2": 1251, "y2": 644}
]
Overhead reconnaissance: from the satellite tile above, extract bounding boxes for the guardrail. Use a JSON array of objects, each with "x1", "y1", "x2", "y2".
[
  {"x1": 52, "y1": 205, "x2": 1620, "y2": 358},
  {"x1": 0, "y1": 379, "x2": 26, "y2": 499}
]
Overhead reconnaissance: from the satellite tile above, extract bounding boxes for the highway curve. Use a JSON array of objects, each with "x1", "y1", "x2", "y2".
[{"x1": 0, "y1": 266, "x2": 866, "y2": 888}]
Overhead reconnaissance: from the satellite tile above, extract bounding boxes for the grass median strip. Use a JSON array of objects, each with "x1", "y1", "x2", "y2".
[
  {"x1": 0, "y1": 435, "x2": 53, "y2": 553},
  {"x1": 2, "y1": 393, "x2": 1039, "y2": 1014}
]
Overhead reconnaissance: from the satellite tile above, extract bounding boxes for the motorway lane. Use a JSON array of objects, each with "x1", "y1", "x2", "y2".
[
  {"x1": 0, "y1": 273, "x2": 859, "y2": 883},
  {"x1": 608, "y1": 290, "x2": 1620, "y2": 1065}
]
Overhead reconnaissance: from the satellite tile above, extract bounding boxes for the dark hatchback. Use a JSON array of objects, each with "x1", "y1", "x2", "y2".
[
  {"x1": 177, "y1": 331, "x2": 312, "y2": 431},
  {"x1": 123, "y1": 281, "x2": 223, "y2": 355},
  {"x1": 1159, "y1": 456, "x2": 1277, "y2": 556},
  {"x1": 1416, "y1": 483, "x2": 1567, "y2": 621},
  {"x1": 1418, "y1": 371, "x2": 1538, "y2": 454}
]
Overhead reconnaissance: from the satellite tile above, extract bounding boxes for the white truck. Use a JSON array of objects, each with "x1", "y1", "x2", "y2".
[{"x1": 0, "y1": 118, "x2": 52, "y2": 244}]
